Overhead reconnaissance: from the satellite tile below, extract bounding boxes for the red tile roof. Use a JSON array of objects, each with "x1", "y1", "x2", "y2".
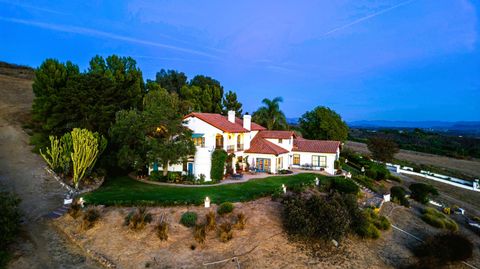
[
  {"x1": 293, "y1": 139, "x2": 340, "y2": 154},
  {"x1": 258, "y1": 130, "x2": 296, "y2": 139},
  {"x1": 245, "y1": 136, "x2": 289, "y2": 156},
  {"x1": 235, "y1": 118, "x2": 266, "y2": 131},
  {"x1": 184, "y1": 113, "x2": 266, "y2": 133}
]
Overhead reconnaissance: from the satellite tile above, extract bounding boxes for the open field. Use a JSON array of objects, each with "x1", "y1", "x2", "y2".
[{"x1": 345, "y1": 141, "x2": 480, "y2": 179}]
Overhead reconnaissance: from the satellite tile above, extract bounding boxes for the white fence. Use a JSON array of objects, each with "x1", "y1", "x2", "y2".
[{"x1": 385, "y1": 163, "x2": 480, "y2": 192}]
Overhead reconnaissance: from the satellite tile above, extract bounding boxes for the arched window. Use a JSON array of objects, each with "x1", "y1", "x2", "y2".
[{"x1": 215, "y1": 134, "x2": 224, "y2": 149}]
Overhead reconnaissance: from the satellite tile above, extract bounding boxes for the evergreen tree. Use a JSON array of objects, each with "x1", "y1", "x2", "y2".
[
  {"x1": 222, "y1": 90, "x2": 243, "y2": 115},
  {"x1": 299, "y1": 106, "x2": 349, "y2": 141}
]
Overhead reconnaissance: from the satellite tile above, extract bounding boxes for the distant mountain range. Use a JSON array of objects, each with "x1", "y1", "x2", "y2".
[{"x1": 348, "y1": 120, "x2": 480, "y2": 131}]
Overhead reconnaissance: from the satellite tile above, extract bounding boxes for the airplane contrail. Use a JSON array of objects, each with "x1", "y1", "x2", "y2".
[
  {"x1": 321, "y1": 0, "x2": 416, "y2": 37},
  {"x1": 0, "y1": 16, "x2": 221, "y2": 59}
]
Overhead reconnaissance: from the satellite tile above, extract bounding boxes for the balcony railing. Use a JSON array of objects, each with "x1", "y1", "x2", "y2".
[
  {"x1": 227, "y1": 145, "x2": 235, "y2": 153},
  {"x1": 236, "y1": 144, "x2": 244, "y2": 151}
]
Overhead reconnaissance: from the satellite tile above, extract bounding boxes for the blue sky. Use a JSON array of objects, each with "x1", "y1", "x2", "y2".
[{"x1": 1, "y1": 0, "x2": 479, "y2": 121}]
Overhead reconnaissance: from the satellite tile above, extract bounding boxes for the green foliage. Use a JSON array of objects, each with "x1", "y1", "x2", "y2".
[
  {"x1": 210, "y1": 149, "x2": 228, "y2": 181},
  {"x1": 189, "y1": 75, "x2": 224, "y2": 113},
  {"x1": 367, "y1": 136, "x2": 399, "y2": 162},
  {"x1": 353, "y1": 209, "x2": 390, "y2": 239},
  {"x1": 0, "y1": 191, "x2": 21, "y2": 267},
  {"x1": 222, "y1": 90, "x2": 243, "y2": 115},
  {"x1": 217, "y1": 202, "x2": 234, "y2": 215},
  {"x1": 298, "y1": 106, "x2": 348, "y2": 141},
  {"x1": 81, "y1": 207, "x2": 100, "y2": 230},
  {"x1": 71, "y1": 128, "x2": 105, "y2": 189},
  {"x1": 124, "y1": 207, "x2": 153, "y2": 231},
  {"x1": 218, "y1": 222, "x2": 233, "y2": 242},
  {"x1": 194, "y1": 224, "x2": 206, "y2": 244},
  {"x1": 180, "y1": 212, "x2": 198, "y2": 227},
  {"x1": 390, "y1": 186, "x2": 409, "y2": 207},
  {"x1": 252, "y1": 97, "x2": 288, "y2": 130},
  {"x1": 30, "y1": 56, "x2": 144, "y2": 154},
  {"x1": 155, "y1": 69, "x2": 187, "y2": 95},
  {"x1": 40, "y1": 133, "x2": 73, "y2": 174},
  {"x1": 281, "y1": 193, "x2": 354, "y2": 241},
  {"x1": 331, "y1": 177, "x2": 359, "y2": 194},
  {"x1": 421, "y1": 207, "x2": 458, "y2": 231},
  {"x1": 409, "y1": 183, "x2": 438, "y2": 204},
  {"x1": 413, "y1": 233, "x2": 473, "y2": 267}
]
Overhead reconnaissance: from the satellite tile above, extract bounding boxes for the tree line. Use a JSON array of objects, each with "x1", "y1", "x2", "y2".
[{"x1": 31, "y1": 54, "x2": 349, "y2": 176}]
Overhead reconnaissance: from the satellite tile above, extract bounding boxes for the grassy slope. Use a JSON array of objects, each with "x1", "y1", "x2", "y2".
[{"x1": 83, "y1": 173, "x2": 325, "y2": 206}]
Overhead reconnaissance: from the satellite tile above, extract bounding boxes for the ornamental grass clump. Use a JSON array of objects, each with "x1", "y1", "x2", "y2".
[
  {"x1": 234, "y1": 212, "x2": 247, "y2": 230},
  {"x1": 205, "y1": 211, "x2": 216, "y2": 231},
  {"x1": 180, "y1": 212, "x2": 197, "y2": 227},
  {"x1": 124, "y1": 207, "x2": 153, "y2": 231},
  {"x1": 68, "y1": 202, "x2": 82, "y2": 219},
  {"x1": 156, "y1": 220, "x2": 168, "y2": 241},
  {"x1": 421, "y1": 207, "x2": 458, "y2": 232},
  {"x1": 219, "y1": 222, "x2": 233, "y2": 242},
  {"x1": 194, "y1": 224, "x2": 206, "y2": 244},
  {"x1": 81, "y1": 207, "x2": 100, "y2": 230}
]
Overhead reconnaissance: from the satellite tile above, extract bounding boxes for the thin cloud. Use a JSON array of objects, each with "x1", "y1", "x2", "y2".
[
  {"x1": 321, "y1": 0, "x2": 416, "y2": 37},
  {"x1": 0, "y1": 0, "x2": 68, "y2": 15},
  {"x1": 0, "y1": 16, "x2": 220, "y2": 59}
]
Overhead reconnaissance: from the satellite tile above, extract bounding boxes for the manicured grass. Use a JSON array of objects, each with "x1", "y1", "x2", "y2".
[{"x1": 82, "y1": 173, "x2": 327, "y2": 206}]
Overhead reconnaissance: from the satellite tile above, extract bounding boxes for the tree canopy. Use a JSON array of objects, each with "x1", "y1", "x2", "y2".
[
  {"x1": 367, "y1": 136, "x2": 399, "y2": 162},
  {"x1": 222, "y1": 90, "x2": 243, "y2": 115},
  {"x1": 155, "y1": 69, "x2": 188, "y2": 94},
  {"x1": 298, "y1": 106, "x2": 349, "y2": 141},
  {"x1": 252, "y1": 97, "x2": 288, "y2": 130}
]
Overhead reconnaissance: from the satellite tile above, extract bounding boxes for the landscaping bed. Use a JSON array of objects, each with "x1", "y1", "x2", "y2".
[{"x1": 82, "y1": 173, "x2": 326, "y2": 206}]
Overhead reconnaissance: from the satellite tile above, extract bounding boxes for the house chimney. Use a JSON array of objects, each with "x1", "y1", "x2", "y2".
[
  {"x1": 243, "y1": 114, "x2": 251, "y2": 131},
  {"x1": 228, "y1": 110, "x2": 235, "y2": 123}
]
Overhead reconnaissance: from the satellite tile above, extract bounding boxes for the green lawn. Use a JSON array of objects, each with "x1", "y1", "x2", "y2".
[{"x1": 82, "y1": 173, "x2": 326, "y2": 206}]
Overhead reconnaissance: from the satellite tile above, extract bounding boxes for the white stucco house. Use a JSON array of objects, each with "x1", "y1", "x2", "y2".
[{"x1": 149, "y1": 111, "x2": 341, "y2": 181}]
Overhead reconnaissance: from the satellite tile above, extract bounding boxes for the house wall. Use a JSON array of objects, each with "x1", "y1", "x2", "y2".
[
  {"x1": 291, "y1": 151, "x2": 338, "y2": 175},
  {"x1": 265, "y1": 137, "x2": 294, "y2": 151},
  {"x1": 246, "y1": 153, "x2": 289, "y2": 174}
]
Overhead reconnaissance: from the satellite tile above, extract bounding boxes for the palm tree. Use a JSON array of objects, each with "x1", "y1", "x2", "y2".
[{"x1": 252, "y1": 97, "x2": 288, "y2": 130}]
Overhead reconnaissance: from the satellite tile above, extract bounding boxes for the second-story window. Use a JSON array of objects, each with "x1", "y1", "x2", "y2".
[
  {"x1": 193, "y1": 137, "x2": 205, "y2": 147},
  {"x1": 278, "y1": 138, "x2": 283, "y2": 143}
]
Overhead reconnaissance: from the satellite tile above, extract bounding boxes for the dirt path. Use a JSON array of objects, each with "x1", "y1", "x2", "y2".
[
  {"x1": 345, "y1": 141, "x2": 480, "y2": 178},
  {"x1": 0, "y1": 74, "x2": 99, "y2": 268}
]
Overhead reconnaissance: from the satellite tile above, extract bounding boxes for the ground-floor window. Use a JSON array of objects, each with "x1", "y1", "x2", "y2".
[
  {"x1": 277, "y1": 157, "x2": 283, "y2": 169},
  {"x1": 312, "y1": 155, "x2": 327, "y2": 168},
  {"x1": 193, "y1": 137, "x2": 205, "y2": 147},
  {"x1": 256, "y1": 158, "x2": 271, "y2": 172},
  {"x1": 293, "y1": 154, "x2": 300, "y2": 165}
]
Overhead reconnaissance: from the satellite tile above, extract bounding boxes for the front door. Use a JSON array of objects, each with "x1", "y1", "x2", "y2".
[
  {"x1": 187, "y1": 163, "x2": 194, "y2": 176},
  {"x1": 256, "y1": 158, "x2": 271, "y2": 172}
]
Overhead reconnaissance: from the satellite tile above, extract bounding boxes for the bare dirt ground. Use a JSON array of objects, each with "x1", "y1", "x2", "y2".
[
  {"x1": 56, "y1": 198, "x2": 401, "y2": 269},
  {"x1": 0, "y1": 72, "x2": 99, "y2": 268},
  {"x1": 345, "y1": 141, "x2": 480, "y2": 178}
]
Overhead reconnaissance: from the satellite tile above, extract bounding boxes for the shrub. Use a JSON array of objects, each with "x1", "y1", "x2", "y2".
[
  {"x1": 0, "y1": 191, "x2": 21, "y2": 268},
  {"x1": 124, "y1": 207, "x2": 153, "y2": 230},
  {"x1": 82, "y1": 207, "x2": 100, "y2": 230},
  {"x1": 413, "y1": 233, "x2": 473, "y2": 267},
  {"x1": 149, "y1": 171, "x2": 165, "y2": 182},
  {"x1": 219, "y1": 222, "x2": 233, "y2": 242},
  {"x1": 390, "y1": 186, "x2": 409, "y2": 207},
  {"x1": 332, "y1": 177, "x2": 359, "y2": 194},
  {"x1": 205, "y1": 211, "x2": 216, "y2": 231},
  {"x1": 354, "y1": 209, "x2": 389, "y2": 239},
  {"x1": 365, "y1": 169, "x2": 377, "y2": 180},
  {"x1": 217, "y1": 202, "x2": 234, "y2": 215},
  {"x1": 353, "y1": 175, "x2": 377, "y2": 192},
  {"x1": 410, "y1": 183, "x2": 438, "y2": 204},
  {"x1": 194, "y1": 224, "x2": 206, "y2": 244},
  {"x1": 180, "y1": 212, "x2": 197, "y2": 227},
  {"x1": 68, "y1": 202, "x2": 82, "y2": 219},
  {"x1": 167, "y1": 172, "x2": 182, "y2": 182},
  {"x1": 235, "y1": 212, "x2": 247, "y2": 230},
  {"x1": 282, "y1": 193, "x2": 354, "y2": 241},
  {"x1": 421, "y1": 207, "x2": 458, "y2": 232},
  {"x1": 387, "y1": 174, "x2": 401, "y2": 182},
  {"x1": 355, "y1": 222, "x2": 380, "y2": 239},
  {"x1": 156, "y1": 221, "x2": 168, "y2": 241},
  {"x1": 211, "y1": 149, "x2": 228, "y2": 181}
]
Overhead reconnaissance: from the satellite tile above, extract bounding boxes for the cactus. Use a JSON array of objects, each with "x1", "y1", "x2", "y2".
[
  {"x1": 40, "y1": 135, "x2": 62, "y2": 170},
  {"x1": 71, "y1": 128, "x2": 101, "y2": 189}
]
